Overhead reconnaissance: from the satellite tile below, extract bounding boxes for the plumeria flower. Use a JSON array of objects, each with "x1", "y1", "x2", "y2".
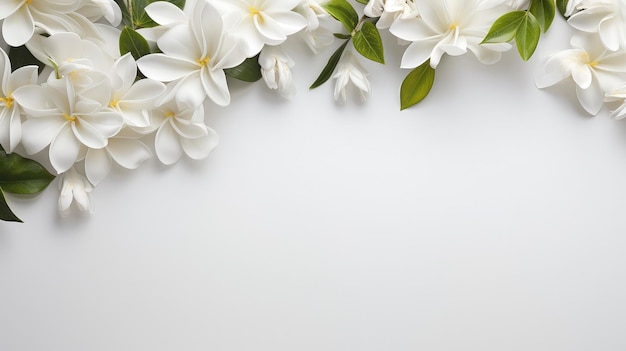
[
  {"x1": 259, "y1": 46, "x2": 296, "y2": 98},
  {"x1": 84, "y1": 135, "x2": 152, "y2": 186},
  {"x1": 568, "y1": 0, "x2": 626, "y2": 51},
  {"x1": 108, "y1": 54, "x2": 166, "y2": 128},
  {"x1": 0, "y1": 0, "x2": 82, "y2": 47},
  {"x1": 0, "y1": 47, "x2": 38, "y2": 154},
  {"x1": 296, "y1": 0, "x2": 330, "y2": 31},
  {"x1": 299, "y1": 26, "x2": 336, "y2": 53},
  {"x1": 137, "y1": 0, "x2": 247, "y2": 108},
  {"x1": 79, "y1": 0, "x2": 122, "y2": 26},
  {"x1": 136, "y1": 1, "x2": 189, "y2": 43},
  {"x1": 389, "y1": 0, "x2": 512, "y2": 69},
  {"x1": 605, "y1": 83, "x2": 626, "y2": 119},
  {"x1": 565, "y1": 0, "x2": 584, "y2": 16},
  {"x1": 333, "y1": 51, "x2": 370, "y2": 102},
  {"x1": 535, "y1": 32, "x2": 626, "y2": 115},
  {"x1": 143, "y1": 98, "x2": 218, "y2": 166},
  {"x1": 214, "y1": 0, "x2": 307, "y2": 57},
  {"x1": 57, "y1": 167, "x2": 94, "y2": 216},
  {"x1": 365, "y1": 0, "x2": 419, "y2": 29},
  {"x1": 14, "y1": 76, "x2": 124, "y2": 173}
]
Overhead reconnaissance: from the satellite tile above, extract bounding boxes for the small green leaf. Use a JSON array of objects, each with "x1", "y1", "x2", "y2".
[
  {"x1": 529, "y1": 0, "x2": 556, "y2": 32},
  {"x1": 0, "y1": 148, "x2": 55, "y2": 195},
  {"x1": 482, "y1": 11, "x2": 526, "y2": 43},
  {"x1": 8, "y1": 45, "x2": 44, "y2": 73},
  {"x1": 400, "y1": 60, "x2": 435, "y2": 110},
  {"x1": 557, "y1": 0, "x2": 570, "y2": 17},
  {"x1": 355, "y1": 0, "x2": 369, "y2": 4},
  {"x1": 119, "y1": 26, "x2": 151, "y2": 60},
  {"x1": 516, "y1": 12, "x2": 541, "y2": 61},
  {"x1": 310, "y1": 40, "x2": 350, "y2": 89},
  {"x1": 322, "y1": 0, "x2": 359, "y2": 32},
  {"x1": 352, "y1": 21, "x2": 385, "y2": 64},
  {"x1": 225, "y1": 55, "x2": 262, "y2": 82},
  {"x1": 334, "y1": 33, "x2": 352, "y2": 39},
  {"x1": 0, "y1": 188, "x2": 22, "y2": 223}
]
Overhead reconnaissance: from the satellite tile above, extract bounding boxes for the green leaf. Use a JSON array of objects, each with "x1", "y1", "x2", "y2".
[
  {"x1": 8, "y1": 45, "x2": 44, "y2": 73},
  {"x1": 352, "y1": 21, "x2": 385, "y2": 64},
  {"x1": 516, "y1": 12, "x2": 541, "y2": 61},
  {"x1": 355, "y1": 0, "x2": 369, "y2": 4},
  {"x1": 119, "y1": 26, "x2": 151, "y2": 60},
  {"x1": 334, "y1": 33, "x2": 352, "y2": 39},
  {"x1": 310, "y1": 40, "x2": 350, "y2": 89},
  {"x1": 0, "y1": 188, "x2": 22, "y2": 223},
  {"x1": 400, "y1": 60, "x2": 435, "y2": 110},
  {"x1": 225, "y1": 55, "x2": 262, "y2": 82},
  {"x1": 0, "y1": 148, "x2": 55, "y2": 195},
  {"x1": 114, "y1": 0, "x2": 133, "y2": 28},
  {"x1": 482, "y1": 11, "x2": 526, "y2": 43},
  {"x1": 529, "y1": 0, "x2": 556, "y2": 32},
  {"x1": 322, "y1": 0, "x2": 359, "y2": 33},
  {"x1": 557, "y1": 0, "x2": 569, "y2": 17}
]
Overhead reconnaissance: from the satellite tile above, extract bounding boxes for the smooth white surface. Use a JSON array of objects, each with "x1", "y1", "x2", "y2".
[{"x1": 2, "y1": 19, "x2": 626, "y2": 350}]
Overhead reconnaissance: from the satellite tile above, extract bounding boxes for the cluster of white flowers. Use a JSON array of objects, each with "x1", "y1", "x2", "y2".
[
  {"x1": 0, "y1": 0, "x2": 623, "y2": 218},
  {"x1": 535, "y1": 0, "x2": 626, "y2": 116}
]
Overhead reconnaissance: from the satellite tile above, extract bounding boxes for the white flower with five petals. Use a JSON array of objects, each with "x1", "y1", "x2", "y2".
[{"x1": 568, "y1": 0, "x2": 626, "y2": 51}]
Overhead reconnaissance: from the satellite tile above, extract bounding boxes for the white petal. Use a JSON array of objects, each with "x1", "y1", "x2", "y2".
[
  {"x1": 598, "y1": 15, "x2": 620, "y2": 51},
  {"x1": 7, "y1": 65, "x2": 38, "y2": 92},
  {"x1": 21, "y1": 118, "x2": 66, "y2": 154},
  {"x1": 50, "y1": 125, "x2": 81, "y2": 173},
  {"x1": 85, "y1": 148, "x2": 111, "y2": 186},
  {"x1": 137, "y1": 54, "x2": 198, "y2": 82},
  {"x1": 144, "y1": 1, "x2": 187, "y2": 26},
  {"x1": 155, "y1": 122, "x2": 183, "y2": 165},
  {"x1": 0, "y1": 1, "x2": 23, "y2": 20},
  {"x1": 107, "y1": 138, "x2": 151, "y2": 169},
  {"x1": 122, "y1": 78, "x2": 166, "y2": 105},
  {"x1": 400, "y1": 38, "x2": 439, "y2": 69},
  {"x1": 181, "y1": 127, "x2": 218, "y2": 160},
  {"x1": 571, "y1": 65, "x2": 592, "y2": 89},
  {"x1": 202, "y1": 68, "x2": 230, "y2": 107},
  {"x1": 2, "y1": 5, "x2": 34, "y2": 47},
  {"x1": 174, "y1": 72, "x2": 207, "y2": 108},
  {"x1": 576, "y1": 76, "x2": 604, "y2": 115},
  {"x1": 72, "y1": 119, "x2": 107, "y2": 149}
]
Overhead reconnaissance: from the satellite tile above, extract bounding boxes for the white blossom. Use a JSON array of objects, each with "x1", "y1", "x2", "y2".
[
  {"x1": 568, "y1": 0, "x2": 626, "y2": 51},
  {"x1": 260, "y1": 46, "x2": 296, "y2": 98},
  {"x1": 365, "y1": 0, "x2": 419, "y2": 29},
  {"x1": 57, "y1": 167, "x2": 94, "y2": 216},
  {"x1": 333, "y1": 51, "x2": 370, "y2": 102}
]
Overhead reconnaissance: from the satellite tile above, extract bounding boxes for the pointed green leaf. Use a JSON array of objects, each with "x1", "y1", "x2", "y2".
[
  {"x1": 352, "y1": 21, "x2": 385, "y2": 64},
  {"x1": 355, "y1": 0, "x2": 368, "y2": 4},
  {"x1": 119, "y1": 26, "x2": 151, "y2": 60},
  {"x1": 322, "y1": 0, "x2": 359, "y2": 32},
  {"x1": 400, "y1": 60, "x2": 435, "y2": 110},
  {"x1": 8, "y1": 45, "x2": 44, "y2": 73},
  {"x1": 0, "y1": 148, "x2": 55, "y2": 195},
  {"x1": 0, "y1": 188, "x2": 22, "y2": 223},
  {"x1": 557, "y1": 0, "x2": 570, "y2": 17},
  {"x1": 529, "y1": 0, "x2": 556, "y2": 32},
  {"x1": 310, "y1": 40, "x2": 350, "y2": 89},
  {"x1": 225, "y1": 55, "x2": 262, "y2": 82},
  {"x1": 334, "y1": 33, "x2": 352, "y2": 39},
  {"x1": 482, "y1": 11, "x2": 526, "y2": 43},
  {"x1": 516, "y1": 12, "x2": 541, "y2": 61}
]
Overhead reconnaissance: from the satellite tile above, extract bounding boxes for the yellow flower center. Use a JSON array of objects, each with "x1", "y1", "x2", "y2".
[
  {"x1": 109, "y1": 99, "x2": 119, "y2": 108},
  {"x1": 63, "y1": 113, "x2": 77, "y2": 122},
  {"x1": 249, "y1": 6, "x2": 260, "y2": 16},
  {"x1": 165, "y1": 111, "x2": 175, "y2": 118},
  {"x1": 589, "y1": 61, "x2": 599, "y2": 68},
  {"x1": 0, "y1": 95, "x2": 14, "y2": 109},
  {"x1": 197, "y1": 56, "x2": 210, "y2": 67},
  {"x1": 449, "y1": 23, "x2": 457, "y2": 30}
]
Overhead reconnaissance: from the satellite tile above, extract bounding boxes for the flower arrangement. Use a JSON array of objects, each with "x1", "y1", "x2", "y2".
[{"x1": 0, "y1": 0, "x2": 624, "y2": 222}]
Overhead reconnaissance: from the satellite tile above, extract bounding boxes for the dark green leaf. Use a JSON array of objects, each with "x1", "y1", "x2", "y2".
[
  {"x1": 225, "y1": 55, "x2": 262, "y2": 82},
  {"x1": 516, "y1": 12, "x2": 541, "y2": 60},
  {"x1": 334, "y1": 33, "x2": 352, "y2": 39},
  {"x1": 557, "y1": 0, "x2": 569, "y2": 17},
  {"x1": 355, "y1": 0, "x2": 368, "y2": 4},
  {"x1": 400, "y1": 60, "x2": 435, "y2": 111},
  {"x1": 482, "y1": 11, "x2": 526, "y2": 43},
  {"x1": 352, "y1": 21, "x2": 385, "y2": 64},
  {"x1": 119, "y1": 26, "x2": 151, "y2": 60},
  {"x1": 114, "y1": 0, "x2": 133, "y2": 28},
  {"x1": 322, "y1": 0, "x2": 359, "y2": 33},
  {"x1": 310, "y1": 40, "x2": 350, "y2": 89},
  {"x1": 0, "y1": 148, "x2": 55, "y2": 195},
  {"x1": 0, "y1": 188, "x2": 22, "y2": 223},
  {"x1": 529, "y1": 0, "x2": 556, "y2": 32},
  {"x1": 8, "y1": 45, "x2": 44, "y2": 73}
]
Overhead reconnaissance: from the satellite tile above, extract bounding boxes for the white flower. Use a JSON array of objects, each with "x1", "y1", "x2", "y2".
[
  {"x1": 333, "y1": 51, "x2": 370, "y2": 102},
  {"x1": 57, "y1": 167, "x2": 94, "y2": 216},
  {"x1": 565, "y1": 0, "x2": 584, "y2": 16},
  {"x1": 365, "y1": 0, "x2": 419, "y2": 29},
  {"x1": 0, "y1": 47, "x2": 38, "y2": 154},
  {"x1": 299, "y1": 26, "x2": 336, "y2": 53},
  {"x1": 136, "y1": 1, "x2": 189, "y2": 43},
  {"x1": 0, "y1": 0, "x2": 82, "y2": 47},
  {"x1": 259, "y1": 46, "x2": 296, "y2": 98},
  {"x1": 568, "y1": 0, "x2": 626, "y2": 51},
  {"x1": 296, "y1": 0, "x2": 330, "y2": 31},
  {"x1": 137, "y1": 0, "x2": 247, "y2": 108},
  {"x1": 145, "y1": 99, "x2": 218, "y2": 165},
  {"x1": 535, "y1": 32, "x2": 626, "y2": 115},
  {"x1": 79, "y1": 0, "x2": 122, "y2": 26},
  {"x1": 605, "y1": 83, "x2": 626, "y2": 119},
  {"x1": 389, "y1": 0, "x2": 512, "y2": 69},
  {"x1": 214, "y1": 0, "x2": 307, "y2": 56},
  {"x1": 108, "y1": 54, "x2": 166, "y2": 128},
  {"x1": 13, "y1": 76, "x2": 124, "y2": 173},
  {"x1": 84, "y1": 135, "x2": 152, "y2": 186}
]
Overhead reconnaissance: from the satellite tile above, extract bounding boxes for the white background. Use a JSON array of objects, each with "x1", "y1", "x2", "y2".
[{"x1": 2, "y1": 17, "x2": 626, "y2": 351}]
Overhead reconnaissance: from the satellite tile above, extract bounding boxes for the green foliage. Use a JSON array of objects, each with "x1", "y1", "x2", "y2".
[
  {"x1": 119, "y1": 26, "x2": 151, "y2": 60},
  {"x1": 352, "y1": 21, "x2": 385, "y2": 64},
  {"x1": 557, "y1": 0, "x2": 570, "y2": 17},
  {"x1": 225, "y1": 55, "x2": 262, "y2": 82},
  {"x1": 0, "y1": 147, "x2": 55, "y2": 223},
  {"x1": 400, "y1": 60, "x2": 435, "y2": 110},
  {"x1": 482, "y1": 10, "x2": 542, "y2": 61},
  {"x1": 355, "y1": 0, "x2": 369, "y2": 4},
  {"x1": 529, "y1": 0, "x2": 556, "y2": 32},
  {"x1": 8, "y1": 45, "x2": 44, "y2": 73},
  {"x1": 310, "y1": 41, "x2": 350, "y2": 89},
  {"x1": 323, "y1": 0, "x2": 359, "y2": 32}
]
